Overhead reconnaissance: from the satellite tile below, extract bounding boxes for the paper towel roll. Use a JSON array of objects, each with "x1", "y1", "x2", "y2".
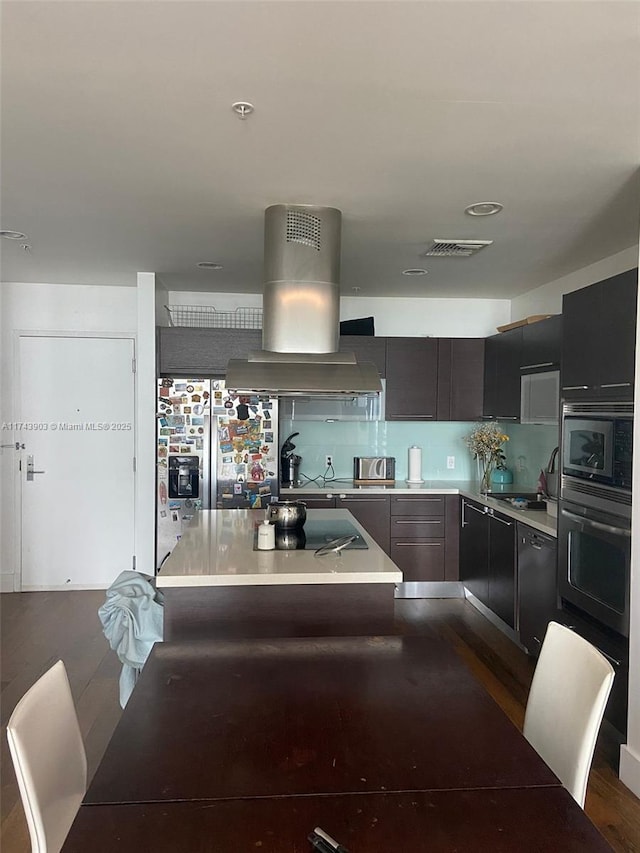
[{"x1": 407, "y1": 445, "x2": 424, "y2": 483}]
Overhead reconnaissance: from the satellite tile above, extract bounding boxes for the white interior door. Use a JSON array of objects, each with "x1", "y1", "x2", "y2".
[{"x1": 19, "y1": 335, "x2": 135, "y2": 589}]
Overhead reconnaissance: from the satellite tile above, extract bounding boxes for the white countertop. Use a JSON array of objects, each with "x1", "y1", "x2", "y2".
[
  {"x1": 286, "y1": 480, "x2": 558, "y2": 538},
  {"x1": 157, "y1": 508, "x2": 404, "y2": 588}
]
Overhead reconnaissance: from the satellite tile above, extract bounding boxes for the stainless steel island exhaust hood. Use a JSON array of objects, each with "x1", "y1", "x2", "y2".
[{"x1": 226, "y1": 204, "x2": 382, "y2": 396}]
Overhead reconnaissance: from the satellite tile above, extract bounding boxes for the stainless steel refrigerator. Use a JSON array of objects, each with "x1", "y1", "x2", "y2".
[{"x1": 156, "y1": 378, "x2": 279, "y2": 568}]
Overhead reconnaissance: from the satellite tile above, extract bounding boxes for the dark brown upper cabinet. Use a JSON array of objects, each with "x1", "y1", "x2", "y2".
[
  {"x1": 562, "y1": 269, "x2": 637, "y2": 400},
  {"x1": 437, "y1": 338, "x2": 485, "y2": 421},
  {"x1": 483, "y1": 327, "x2": 523, "y2": 421},
  {"x1": 520, "y1": 315, "x2": 562, "y2": 372},
  {"x1": 385, "y1": 338, "x2": 439, "y2": 420}
]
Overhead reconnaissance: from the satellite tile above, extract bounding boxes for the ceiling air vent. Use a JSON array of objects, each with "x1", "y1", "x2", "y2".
[{"x1": 423, "y1": 239, "x2": 493, "y2": 257}]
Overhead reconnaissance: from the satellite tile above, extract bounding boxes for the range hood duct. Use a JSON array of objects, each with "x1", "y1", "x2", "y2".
[{"x1": 226, "y1": 204, "x2": 382, "y2": 396}]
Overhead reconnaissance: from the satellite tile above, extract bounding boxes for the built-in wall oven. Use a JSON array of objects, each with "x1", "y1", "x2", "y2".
[{"x1": 558, "y1": 401, "x2": 633, "y2": 637}]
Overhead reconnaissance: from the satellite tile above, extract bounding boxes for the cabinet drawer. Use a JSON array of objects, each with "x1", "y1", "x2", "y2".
[
  {"x1": 391, "y1": 516, "x2": 445, "y2": 538},
  {"x1": 390, "y1": 540, "x2": 445, "y2": 582},
  {"x1": 391, "y1": 496, "x2": 445, "y2": 516}
]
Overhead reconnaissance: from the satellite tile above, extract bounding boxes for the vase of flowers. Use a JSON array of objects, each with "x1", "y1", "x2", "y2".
[{"x1": 465, "y1": 423, "x2": 509, "y2": 493}]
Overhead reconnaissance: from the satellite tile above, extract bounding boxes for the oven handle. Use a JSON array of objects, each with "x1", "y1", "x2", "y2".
[
  {"x1": 561, "y1": 625, "x2": 623, "y2": 667},
  {"x1": 561, "y1": 508, "x2": 631, "y2": 537}
]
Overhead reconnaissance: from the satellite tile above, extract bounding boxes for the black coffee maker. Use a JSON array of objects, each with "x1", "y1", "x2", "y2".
[{"x1": 280, "y1": 432, "x2": 302, "y2": 488}]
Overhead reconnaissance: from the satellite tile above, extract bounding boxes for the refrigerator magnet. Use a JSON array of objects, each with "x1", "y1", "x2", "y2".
[
  {"x1": 161, "y1": 378, "x2": 173, "y2": 388},
  {"x1": 202, "y1": 391, "x2": 210, "y2": 399},
  {"x1": 233, "y1": 483, "x2": 243, "y2": 494},
  {"x1": 192, "y1": 404, "x2": 204, "y2": 415},
  {"x1": 186, "y1": 385, "x2": 194, "y2": 393},
  {"x1": 175, "y1": 383, "x2": 187, "y2": 391},
  {"x1": 159, "y1": 386, "x2": 170, "y2": 397},
  {"x1": 263, "y1": 420, "x2": 272, "y2": 430},
  {"x1": 222, "y1": 455, "x2": 232, "y2": 463},
  {"x1": 264, "y1": 432, "x2": 274, "y2": 443},
  {"x1": 191, "y1": 393, "x2": 201, "y2": 402},
  {"x1": 180, "y1": 445, "x2": 190, "y2": 453},
  {"x1": 169, "y1": 445, "x2": 180, "y2": 453},
  {"x1": 192, "y1": 417, "x2": 204, "y2": 426},
  {"x1": 183, "y1": 406, "x2": 191, "y2": 414}
]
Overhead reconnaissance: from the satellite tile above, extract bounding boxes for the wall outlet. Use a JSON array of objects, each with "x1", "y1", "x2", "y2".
[
  {"x1": 447, "y1": 456, "x2": 455, "y2": 470},
  {"x1": 326, "y1": 454, "x2": 333, "y2": 468}
]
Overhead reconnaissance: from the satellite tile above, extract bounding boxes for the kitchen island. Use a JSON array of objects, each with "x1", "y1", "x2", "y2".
[{"x1": 157, "y1": 508, "x2": 402, "y2": 640}]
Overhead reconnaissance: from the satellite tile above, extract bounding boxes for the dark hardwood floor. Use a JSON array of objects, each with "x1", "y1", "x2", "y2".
[{"x1": 1, "y1": 591, "x2": 639, "y2": 852}]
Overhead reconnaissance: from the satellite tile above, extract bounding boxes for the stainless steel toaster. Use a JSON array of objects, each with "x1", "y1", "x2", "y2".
[{"x1": 353, "y1": 456, "x2": 396, "y2": 481}]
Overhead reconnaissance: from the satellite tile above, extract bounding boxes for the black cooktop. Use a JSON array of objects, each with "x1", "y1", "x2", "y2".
[{"x1": 253, "y1": 519, "x2": 368, "y2": 551}]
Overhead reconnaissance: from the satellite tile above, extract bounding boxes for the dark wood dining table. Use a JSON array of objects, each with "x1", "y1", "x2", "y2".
[{"x1": 62, "y1": 634, "x2": 612, "y2": 851}]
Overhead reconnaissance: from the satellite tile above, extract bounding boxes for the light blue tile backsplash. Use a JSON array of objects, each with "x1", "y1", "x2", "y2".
[
  {"x1": 279, "y1": 418, "x2": 560, "y2": 487},
  {"x1": 504, "y1": 423, "x2": 560, "y2": 488}
]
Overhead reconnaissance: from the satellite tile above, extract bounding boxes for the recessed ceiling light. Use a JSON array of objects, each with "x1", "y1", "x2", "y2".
[
  {"x1": 197, "y1": 262, "x2": 223, "y2": 270},
  {"x1": 0, "y1": 230, "x2": 28, "y2": 240},
  {"x1": 402, "y1": 268, "x2": 429, "y2": 276},
  {"x1": 231, "y1": 101, "x2": 254, "y2": 119},
  {"x1": 465, "y1": 202, "x2": 503, "y2": 217}
]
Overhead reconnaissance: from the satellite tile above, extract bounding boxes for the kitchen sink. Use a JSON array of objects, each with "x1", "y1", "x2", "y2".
[{"x1": 489, "y1": 493, "x2": 547, "y2": 511}]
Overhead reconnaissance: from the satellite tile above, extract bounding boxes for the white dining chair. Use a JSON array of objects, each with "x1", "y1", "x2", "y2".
[
  {"x1": 523, "y1": 621, "x2": 614, "y2": 808},
  {"x1": 6, "y1": 660, "x2": 87, "y2": 853}
]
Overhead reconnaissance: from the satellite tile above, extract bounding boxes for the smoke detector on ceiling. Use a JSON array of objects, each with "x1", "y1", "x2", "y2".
[{"x1": 423, "y1": 239, "x2": 493, "y2": 258}]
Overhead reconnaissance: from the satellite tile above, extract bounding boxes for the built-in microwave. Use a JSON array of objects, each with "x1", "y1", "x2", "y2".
[{"x1": 561, "y1": 402, "x2": 633, "y2": 492}]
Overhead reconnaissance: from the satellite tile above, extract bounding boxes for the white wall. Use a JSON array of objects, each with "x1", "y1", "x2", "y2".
[
  {"x1": 510, "y1": 246, "x2": 638, "y2": 318},
  {"x1": 155, "y1": 277, "x2": 171, "y2": 327},
  {"x1": 168, "y1": 291, "x2": 510, "y2": 338},
  {"x1": 0, "y1": 282, "x2": 137, "y2": 590},
  {"x1": 136, "y1": 273, "x2": 158, "y2": 575}
]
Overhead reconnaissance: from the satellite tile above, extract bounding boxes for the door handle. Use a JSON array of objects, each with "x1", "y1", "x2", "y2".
[{"x1": 26, "y1": 455, "x2": 45, "y2": 481}]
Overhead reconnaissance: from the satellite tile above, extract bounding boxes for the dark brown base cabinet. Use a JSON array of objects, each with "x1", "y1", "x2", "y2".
[
  {"x1": 336, "y1": 495, "x2": 391, "y2": 555},
  {"x1": 390, "y1": 495, "x2": 459, "y2": 582},
  {"x1": 517, "y1": 524, "x2": 558, "y2": 656},
  {"x1": 293, "y1": 493, "x2": 391, "y2": 554},
  {"x1": 459, "y1": 498, "x2": 516, "y2": 629},
  {"x1": 295, "y1": 493, "x2": 459, "y2": 581}
]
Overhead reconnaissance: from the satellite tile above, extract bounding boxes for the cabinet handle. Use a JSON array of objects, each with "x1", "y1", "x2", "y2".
[
  {"x1": 496, "y1": 416, "x2": 518, "y2": 420},
  {"x1": 600, "y1": 382, "x2": 632, "y2": 389},
  {"x1": 388, "y1": 415, "x2": 434, "y2": 419},
  {"x1": 394, "y1": 541, "x2": 442, "y2": 547},
  {"x1": 395, "y1": 498, "x2": 442, "y2": 502},
  {"x1": 562, "y1": 626, "x2": 622, "y2": 667},
  {"x1": 531, "y1": 543, "x2": 543, "y2": 550},
  {"x1": 520, "y1": 362, "x2": 554, "y2": 370},
  {"x1": 562, "y1": 385, "x2": 590, "y2": 391},
  {"x1": 341, "y1": 498, "x2": 387, "y2": 503},
  {"x1": 491, "y1": 515, "x2": 513, "y2": 527},
  {"x1": 561, "y1": 508, "x2": 631, "y2": 537},
  {"x1": 395, "y1": 519, "x2": 441, "y2": 524},
  {"x1": 465, "y1": 503, "x2": 487, "y2": 516}
]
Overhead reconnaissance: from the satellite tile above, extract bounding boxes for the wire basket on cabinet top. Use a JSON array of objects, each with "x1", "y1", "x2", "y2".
[{"x1": 165, "y1": 305, "x2": 263, "y2": 329}]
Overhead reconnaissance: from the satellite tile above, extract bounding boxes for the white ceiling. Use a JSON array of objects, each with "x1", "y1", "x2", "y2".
[{"x1": 2, "y1": 0, "x2": 639, "y2": 298}]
